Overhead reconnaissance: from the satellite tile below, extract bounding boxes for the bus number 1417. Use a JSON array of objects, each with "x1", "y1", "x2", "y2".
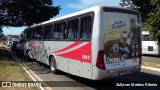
[{"x1": 82, "y1": 55, "x2": 90, "y2": 61}]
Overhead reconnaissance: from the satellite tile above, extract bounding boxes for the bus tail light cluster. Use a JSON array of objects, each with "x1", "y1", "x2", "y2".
[
  {"x1": 96, "y1": 50, "x2": 105, "y2": 70},
  {"x1": 19, "y1": 44, "x2": 24, "y2": 48}
]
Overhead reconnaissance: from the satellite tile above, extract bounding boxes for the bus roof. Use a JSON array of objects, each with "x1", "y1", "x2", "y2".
[{"x1": 29, "y1": 6, "x2": 139, "y2": 28}]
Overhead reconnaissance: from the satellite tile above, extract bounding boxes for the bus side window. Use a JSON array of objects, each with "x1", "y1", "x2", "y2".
[
  {"x1": 31, "y1": 28, "x2": 36, "y2": 40},
  {"x1": 67, "y1": 19, "x2": 79, "y2": 40},
  {"x1": 60, "y1": 22, "x2": 66, "y2": 39},
  {"x1": 80, "y1": 15, "x2": 92, "y2": 40},
  {"x1": 44, "y1": 25, "x2": 53, "y2": 40},
  {"x1": 26, "y1": 29, "x2": 30, "y2": 40},
  {"x1": 54, "y1": 24, "x2": 60, "y2": 39},
  {"x1": 36, "y1": 27, "x2": 43, "y2": 40}
]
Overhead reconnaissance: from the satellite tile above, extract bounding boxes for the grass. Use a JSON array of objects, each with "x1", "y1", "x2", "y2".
[{"x1": 0, "y1": 43, "x2": 40, "y2": 90}]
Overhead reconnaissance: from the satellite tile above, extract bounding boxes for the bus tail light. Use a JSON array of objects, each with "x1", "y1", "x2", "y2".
[
  {"x1": 96, "y1": 50, "x2": 105, "y2": 70},
  {"x1": 19, "y1": 44, "x2": 24, "y2": 48}
]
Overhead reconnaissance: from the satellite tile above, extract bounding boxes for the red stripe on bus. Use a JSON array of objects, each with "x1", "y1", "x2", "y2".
[
  {"x1": 53, "y1": 42, "x2": 83, "y2": 53},
  {"x1": 31, "y1": 42, "x2": 40, "y2": 48},
  {"x1": 55, "y1": 42, "x2": 92, "y2": 63}
]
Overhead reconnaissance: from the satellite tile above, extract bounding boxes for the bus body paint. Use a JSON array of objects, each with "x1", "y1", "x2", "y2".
[{"x1": 52, "y1": 42, "x2": 92, "y2": 63}]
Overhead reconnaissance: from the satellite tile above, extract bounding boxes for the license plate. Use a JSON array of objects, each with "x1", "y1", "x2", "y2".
[{"x1": 119, "y1": 71, "x2": 127, "y2": 75}]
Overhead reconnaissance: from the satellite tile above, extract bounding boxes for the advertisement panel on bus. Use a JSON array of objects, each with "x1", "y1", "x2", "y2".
[{"x1": 104, "y1": 11, "x2": 141, "y2": 70}]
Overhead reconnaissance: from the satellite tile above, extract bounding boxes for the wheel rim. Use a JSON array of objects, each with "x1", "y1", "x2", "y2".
[{"x1": 50, "y1": 59, "x2": 55, "y2": 71}]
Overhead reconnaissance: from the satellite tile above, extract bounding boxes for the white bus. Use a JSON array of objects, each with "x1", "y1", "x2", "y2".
[
  {"x1": 142, "y1": 31, "x2": 160, "y2": 55},
  {"x1": 23, "y1": 6, "x2": 142, "y2": 80}
]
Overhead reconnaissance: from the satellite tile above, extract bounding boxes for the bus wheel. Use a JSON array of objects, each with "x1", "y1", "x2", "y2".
[
  {"x1": 50, "y1": 57, "x2": 57, "y2": 74},
  {"x1": 26, "y1": 50, "x2": 30, "y2": 58}
]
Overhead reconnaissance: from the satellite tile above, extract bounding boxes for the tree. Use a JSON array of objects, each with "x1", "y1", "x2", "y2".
[
  {"x1": 0, "y1": 27, "x2": 4, "y2": 38},
  {"x1": 120, "y1": 0, "x2": 160, "y2": 44},
  {"x1": 119, "y1": 0, "x2": 156, "y2": 22},
  {"x1": 146, "y1": 5, "x2": 160, "y2": 44},
  {"x1": 119, "y1": 0, "x2": 136, "y2": 9},
  {"x1": 0, "y1": 0, "x2": 60, "y2": 27}
]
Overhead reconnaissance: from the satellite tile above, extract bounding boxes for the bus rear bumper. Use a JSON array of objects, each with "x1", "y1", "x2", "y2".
[{"x1": 92, "y1": 65, "x2": 141, "y2": 80}]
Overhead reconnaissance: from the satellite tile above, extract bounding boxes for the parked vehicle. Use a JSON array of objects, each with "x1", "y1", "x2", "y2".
[
  {"x1": 6, "y1": 41, "x2": 12, "y2": 46},
  {"x1": 16, "y1": 39, "x2": 25, "y2": 52},
  {"x1": 11, "y1": 40, "x2": 18, "y2": 51},
  {"x1": 23, "y1": 6, "x2": 142, "y2": 80},
  {"x1": 142, "y1": 31, "x2": 160, "y2": 55}
]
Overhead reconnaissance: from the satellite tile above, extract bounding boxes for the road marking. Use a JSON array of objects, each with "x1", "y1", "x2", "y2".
[
  {"x1": 10, "y1": 52, "x2": 53, "y2": 90},
  {"x1": 142, "y1": 66, "x2": 160, "y2": 72},
  {"x1": 9, "y1": 52, "x2": 45, "y2": 90},
  {"x1": 20, "y1": 61, "x2": 53, "y2": 90},
  {"x1": 3, "y1": 44, "x2": 52, "y2": 90}
]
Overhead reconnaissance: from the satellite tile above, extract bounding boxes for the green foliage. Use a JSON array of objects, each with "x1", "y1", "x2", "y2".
[
  {"x1": 119, "y1": 0, "x2": 136, "y2": 9},
  {"x1": 0, "y1": 27, "x2": 4, "y2": 38},
  {"x1": 0, "y1": 0, "x2": 60, "y2": 27},
  {"x1": 120, "y1": 0, "x2": 160, "y2": 44},
  {"x1": 120, "y1": 0, "x2": 157, "y2": 22},
  {"x1": 134, "y1": 0, "x2": 160, "y2": 44},
  {"x1": 145, "y1": 6, "x2": 160, "y2": 44},
  {"x1": 132, "y1": 0, "x2": 158, "y2": 22}
]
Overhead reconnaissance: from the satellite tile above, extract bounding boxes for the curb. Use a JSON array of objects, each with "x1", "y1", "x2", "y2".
[
  {"x1": 9, "y1": 52, "x2": 45, "y2": 90},
  {"x1": 1, "y1": 44, "x2": 46, "y2": 89},
  {"x1": 4, "y1": 43, "x2": 53, "y2": 90},
  {"x1": 19, "y1": 59, "x2": 53, "y2": 90},
  {"x1": 141, "y1": 66, "x2": 160, "y2": 72}
]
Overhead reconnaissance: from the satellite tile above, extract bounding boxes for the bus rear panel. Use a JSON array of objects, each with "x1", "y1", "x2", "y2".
[{"x1": 92, "y1": 7, "x2": 141, "y2": 80}]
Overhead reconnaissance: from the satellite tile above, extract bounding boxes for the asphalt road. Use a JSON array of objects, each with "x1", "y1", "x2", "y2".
[
  {"x1": 10, "y1": 51, "x2": 160, "y2": 90},
  {"x1": 142, "y1": 55, "x2": 160, "y2": 64}
]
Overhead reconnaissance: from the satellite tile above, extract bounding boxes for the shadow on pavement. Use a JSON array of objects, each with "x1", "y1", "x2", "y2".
[
  {"x1": 10, "y1": 50, "x2": 160, "y2": 90},
  {"x1": 64, "y1": 71, "x2": 160, "y2": 90},
  {"x1": 12, "y1": 52, "x2": 69, "y2": 75},
  {"x1": 142, "y1": 54, "x2": 160, "y2": 58}
]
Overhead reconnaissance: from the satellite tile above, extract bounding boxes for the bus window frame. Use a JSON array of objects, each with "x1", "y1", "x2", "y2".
[
  {"x1": 43, "y1": 24, "x2": 54, "y2": 41},
  {"x1": 53, "y1": 21, "x2": 67, "y2": 40},
  {"x1": 25, "y1": 12, "x2": 94, "y2": 42},
  {"x1": 35, "y1": 26, "x2": 43, "y2": 40},
  {"x1": 64, "y1": 12, "x2": 94, "y2": 41},
  {"x1": 79, "y1": 14, "x2": 93, "y2": 41},
  {"x1": 66, "y1": 17, "x2": 80, "y2": 40}
]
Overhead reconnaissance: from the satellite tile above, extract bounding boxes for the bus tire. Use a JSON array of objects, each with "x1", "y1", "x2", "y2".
[
  {"x1": 26, "y1": 49, "x2": 32, "y2": 61},
  {"x1": 50, "y1": 57, "x2": 57, "y2": 74},
  {"x1": 26, "y1": 49, "x2": 30, "y2": 58}
]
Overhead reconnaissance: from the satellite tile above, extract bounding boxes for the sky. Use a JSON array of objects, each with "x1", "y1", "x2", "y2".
[{"x1": 3, "y1": 0, "x2": 120, "y2": 35}]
